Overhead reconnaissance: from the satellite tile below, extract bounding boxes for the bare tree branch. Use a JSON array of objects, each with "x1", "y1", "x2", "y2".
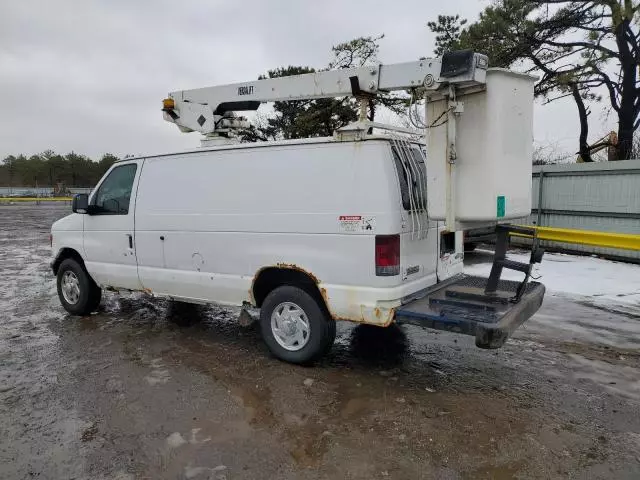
[{"x1": 540, "y1": 38, "x2": 617, "y2": 58}]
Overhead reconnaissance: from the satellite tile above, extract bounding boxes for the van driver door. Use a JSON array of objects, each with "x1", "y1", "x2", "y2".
[{"x1": 83, "y1": 160, "x2": 143, "y2": 290}]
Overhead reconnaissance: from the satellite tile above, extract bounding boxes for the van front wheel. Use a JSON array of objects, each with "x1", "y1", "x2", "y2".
[
  {"x1": 260, "y1": 286, "x2": 334, "y2": 364},
  {"x1": 56, "y1": 258, "x2": 102, "y2": 316}
]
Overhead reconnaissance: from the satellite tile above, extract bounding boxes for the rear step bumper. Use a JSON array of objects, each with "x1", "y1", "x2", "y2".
[{"x1": 395, "y1": 275, "x2": 545, "y2": 349}]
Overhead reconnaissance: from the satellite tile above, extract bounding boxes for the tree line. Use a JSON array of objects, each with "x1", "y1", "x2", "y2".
[{"x1": 0, "y1": 151, "x2": 120, "y2": 188}]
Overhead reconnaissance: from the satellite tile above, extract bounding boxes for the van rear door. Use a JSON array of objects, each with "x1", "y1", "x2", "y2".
[{"x1": 390, "y1": 141, "x2": 464, "y2": 285}]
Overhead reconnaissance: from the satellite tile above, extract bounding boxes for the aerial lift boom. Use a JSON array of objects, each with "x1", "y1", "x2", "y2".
[{"x1": 162, "y1": 51, "x2": 489, "y2": 137}]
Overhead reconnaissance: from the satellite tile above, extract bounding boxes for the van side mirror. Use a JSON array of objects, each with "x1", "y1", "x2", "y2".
[{"x1": 72, "y1": 193, "x2": 89, "y2": 214}]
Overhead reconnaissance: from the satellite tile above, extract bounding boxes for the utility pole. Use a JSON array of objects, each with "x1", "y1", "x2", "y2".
[{"x1": 8, "y1": 157, "x2": 12, "y2": 196}]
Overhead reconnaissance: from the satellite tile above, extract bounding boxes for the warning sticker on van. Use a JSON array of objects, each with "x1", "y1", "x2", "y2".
[{"x1": 338, "y1": 215, "x2": 376, "y2": 232}]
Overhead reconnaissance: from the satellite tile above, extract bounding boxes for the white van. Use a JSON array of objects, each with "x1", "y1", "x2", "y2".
[{"x1": 51, "y1": 136, "x2": 544, "y2": 363}]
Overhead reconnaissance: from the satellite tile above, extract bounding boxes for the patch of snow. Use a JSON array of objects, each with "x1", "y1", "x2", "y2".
[
  {"x1": 166, "y1": 432, "x2": 187, "y2": 448},
  {"x1": 185, "y1": 464, "x2": 227, "y2": 479},
  {"x1": 144, "y1": 358, "x2": 170, "y2": 386},
  {"x1": 189, "y1": 428, "x2": 211, "y2": 444}
]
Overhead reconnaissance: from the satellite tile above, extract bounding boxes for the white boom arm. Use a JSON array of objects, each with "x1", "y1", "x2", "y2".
[{"x1": 163, "y1": 51, "x2": 489, "y2": 136}]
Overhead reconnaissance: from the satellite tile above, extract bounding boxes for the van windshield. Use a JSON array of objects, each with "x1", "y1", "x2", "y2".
[{"x1": 391, "y1": 143, "x2": 428, "y2": 212}]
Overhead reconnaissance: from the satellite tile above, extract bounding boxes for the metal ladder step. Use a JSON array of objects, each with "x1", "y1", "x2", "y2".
[
  {"x1": 484, "y1": 224, "x2": 544, "y2": 302},
  {"x1": 495, "y1": 259, "x2": 531, "y2": 274}
]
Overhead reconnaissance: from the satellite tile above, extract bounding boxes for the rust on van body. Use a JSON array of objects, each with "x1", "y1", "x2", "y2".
[
  {"x1": 248, "y1": 263, "x2": 320, "y2": 305},
  {"x1": 319, "y1": 280, "x2": 395, "y2": 327},
  {"x1": 274, "y1": 263, "x2": 321, "y2": 285},
  {"x1": 250, "y1": 264, "x2": 395, "y2": 327}
]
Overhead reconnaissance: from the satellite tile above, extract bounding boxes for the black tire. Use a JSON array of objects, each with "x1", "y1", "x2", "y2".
[
  {"x1": 260, "y1": 285, "x2": 335, "y2": 364},
  {"x1": 323, "y1": 317, "x2": 337, "y2": 356},
  {"x1": 56, "y1": 258, "x2": 102, "y2": 315}
]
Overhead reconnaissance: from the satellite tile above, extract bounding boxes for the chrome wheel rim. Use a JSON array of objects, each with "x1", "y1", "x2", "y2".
[
  {"x1": 270, "y1": 302, "x2": 310, "y2": 351},
  {"x1": 61, "y1": 270, "x2": 81, "y2": 305}
]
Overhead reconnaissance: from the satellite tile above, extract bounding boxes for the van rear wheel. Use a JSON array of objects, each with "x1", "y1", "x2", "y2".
[
  {"x1": 56, "y1": 258, "x2": 102, "y2": 315},
  {"x1": 260, "y1": 285, "x2": 334, "y2": 364}
]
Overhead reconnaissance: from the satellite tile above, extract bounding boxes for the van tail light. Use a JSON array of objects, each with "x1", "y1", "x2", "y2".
[
  {"x1": 49, "y1": 234, "x2": 53, "y2": 248},
  {"x1": 375, "y1": 235, "x2": 400, "y2": 276}
]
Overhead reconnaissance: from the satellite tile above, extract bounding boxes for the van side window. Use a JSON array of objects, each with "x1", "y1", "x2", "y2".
[
  {"x1": 93, "y1": 164, "x2": 137, "y2": 215},
  {"x1": 391, "y1": 145, "x2": 427, "y2": 211}
]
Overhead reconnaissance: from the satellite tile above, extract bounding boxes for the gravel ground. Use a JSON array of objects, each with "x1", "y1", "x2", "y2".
[{"x1": 1, "y1": 204, "x2": 639, "y2": 480}]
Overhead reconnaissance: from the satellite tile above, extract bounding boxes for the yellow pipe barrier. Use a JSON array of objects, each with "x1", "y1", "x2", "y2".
[
  {"x1": 1, "y1": 200, "x2": 638, "y2": 251},
  {"x1": 513, "y1": 226, "x2": 640, "y2": 251},
  {"x1": 0, "y1": 197, "x2": 73, "y2": 202}
]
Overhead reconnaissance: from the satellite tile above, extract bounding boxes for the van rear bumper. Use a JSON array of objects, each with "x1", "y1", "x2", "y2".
[
  {"x1": 320, "y1": 273, "x2": 438, "y2": 326},
  {"x1": 395, "y1": 275, "x2": 545, "y2": 348}
]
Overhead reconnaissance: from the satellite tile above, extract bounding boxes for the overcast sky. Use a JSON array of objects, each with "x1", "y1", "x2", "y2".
[{"x1": 1, "y1": 0, "x2": 615, "y2": 160}]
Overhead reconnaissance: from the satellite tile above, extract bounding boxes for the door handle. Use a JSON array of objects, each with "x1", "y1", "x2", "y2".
[{"x1": 127, "y1": 234, "x2": 133, "y2": 249}]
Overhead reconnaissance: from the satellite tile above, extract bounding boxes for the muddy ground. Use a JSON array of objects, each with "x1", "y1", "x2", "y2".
[{"x1": 1, "y1": 204, "x2": 639, "y2": 480}]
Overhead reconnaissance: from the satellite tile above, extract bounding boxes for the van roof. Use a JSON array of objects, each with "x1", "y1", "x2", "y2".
[{"x1": 116, "y1": 134, "x2": 423, "y2": 162}]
